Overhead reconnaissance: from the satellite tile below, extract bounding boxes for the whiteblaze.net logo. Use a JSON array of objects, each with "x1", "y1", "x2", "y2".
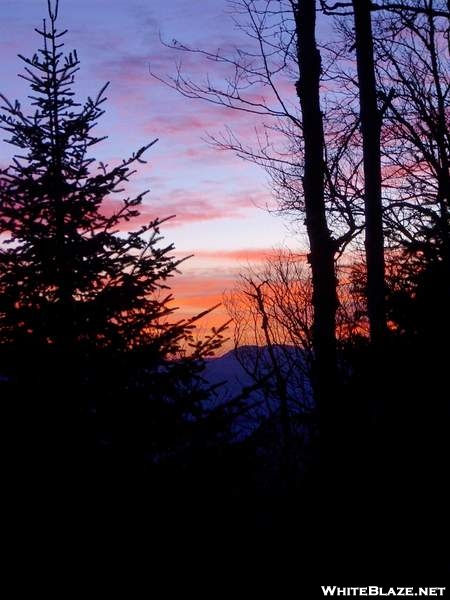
[{"x1": 321, "y1": 587, "x2": 447, "y2": 597}]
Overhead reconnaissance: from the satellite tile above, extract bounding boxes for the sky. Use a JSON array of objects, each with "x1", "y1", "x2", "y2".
[{"x1": 0, "y1": 0, "x2": 301, "y2": 334}]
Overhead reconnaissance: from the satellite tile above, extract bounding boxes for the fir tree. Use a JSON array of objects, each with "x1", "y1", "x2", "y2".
[{"x1": 0, "y1": 0, "x2": 227, "y2": 473}]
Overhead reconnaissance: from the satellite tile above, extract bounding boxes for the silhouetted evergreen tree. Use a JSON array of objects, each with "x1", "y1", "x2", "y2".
[{"x1": 0, "y1": 1, "x2": 227, "y2": 481}]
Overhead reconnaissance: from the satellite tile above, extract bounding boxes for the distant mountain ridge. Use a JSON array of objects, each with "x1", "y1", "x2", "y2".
[{"x1": 202, "y1": 345, "x2": 313, "y2": 439}]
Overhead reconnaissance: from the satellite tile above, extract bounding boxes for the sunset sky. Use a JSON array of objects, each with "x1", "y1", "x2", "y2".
[{"x1": 0, "y1": 0, "x2": 302, "y2": 330}]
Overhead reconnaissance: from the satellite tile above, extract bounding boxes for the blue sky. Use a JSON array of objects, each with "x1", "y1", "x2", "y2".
[{"x1": 0, "y1": 0, "x2": 300, "y2": 322}]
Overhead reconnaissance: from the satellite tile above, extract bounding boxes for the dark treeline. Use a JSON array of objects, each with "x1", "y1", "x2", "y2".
[{"x1": 1, "y1": 0, "x2": 449, "y2": 586}]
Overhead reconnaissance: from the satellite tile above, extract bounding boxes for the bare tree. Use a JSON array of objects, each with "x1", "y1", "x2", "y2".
[
  {"x1": 224, "y1": 249, "x2": 367, "y2": 481},
  {"x1": 154, "y1": 0, "x2": 450, "y2": 445},
  {"x1": 153, "y1": 0, "x2": 366, "y2": 416},
  {"x1": 374, "y1": 2, "x2": 450, "y2": 265},
  {"x1": 293, "y1": 0, "x2": 339, "y2": 417},
  {"x1": 351, "y1": 0, "x2": 387, "y2": 347},
  {"x1": 224, "y1": 251, "x2": 316, "y2": 484}
]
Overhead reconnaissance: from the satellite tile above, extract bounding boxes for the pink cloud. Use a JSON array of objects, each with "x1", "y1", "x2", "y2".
[
  {"x1": 192, "y1": 248, "x2": 286, "y2": 263},
  {"x1": 95, "y1": 42, "x2": 297, "y2": 135},
  {"x1": 99, "y1": 185, "x2": 262, "y2": 229}
]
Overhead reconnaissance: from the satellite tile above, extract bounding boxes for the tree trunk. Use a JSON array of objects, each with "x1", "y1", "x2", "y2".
[
  {"x1": 352, "y1": 0, "x2": 387, "y2": 347},
  {"x1": 294, "y1": 0, "x2": 338, "y2": 421}
]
